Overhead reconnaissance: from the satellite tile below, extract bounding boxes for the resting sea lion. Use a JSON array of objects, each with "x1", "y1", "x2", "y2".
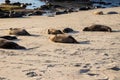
[
  {"x1": 49, "y1": 34, "x2": 78, "y2": 43},
  {"x1": 9, "y1": 28, "x2": 31, "y2": 36},
  {"x1": 93, "y1": 11, "x2": 103, "y2": 15},
  {"x1": 0, "y1": 36, "x2": 17, "y2": 40},
  {"x1": 0, "y1": 38, "x2": 26, "y2": 49},
  {"x1": 48, "y1": 29, "x2": 63, "y2": 34},
  {"x1": 83, "y1": 24, "x2": 112, "y2": 32},
  {"x1": 63, "y1": 28, "x2": 74, "y2": 33},
  {"x1": 107, "y1": 11, "x2": 118, "y2": 14}
]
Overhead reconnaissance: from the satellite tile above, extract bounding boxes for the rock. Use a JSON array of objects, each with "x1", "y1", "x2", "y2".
[
  {"x1": 79, "y1": 7, "x2": 91, "y2": 10},
  {"x1": 79, "y1": 68, "x2": 90, "y2": 73},
  {"x1": 0, "y1": 9, "x2": 9, "y2": 18},
  {"x1": 33, "y1": 11, "x2": 43, "y2": 15},
  {"x1": 110, "y1": 66, "x2": 120, "y2": 71},
  {"x1": 9, "y1": 11, "x2": 23, "y2": 18},
  {"x1": 26, "y1": 72, "x2": 37, "y2": 77},
  {"x1": 83, "y1": 24, "x2": 112, "y2": 32}
]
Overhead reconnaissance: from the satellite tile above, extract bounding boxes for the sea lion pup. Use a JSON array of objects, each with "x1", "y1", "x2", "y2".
[
  {"x1": 9, "y1": 28, "x2": 31, "y2": 36},
  {"x1": 0, "y1": 38, "x2": 26, "y2": 49},
  {"x1": 0, "y1": 36, "x2": 17, "y2": 40},
  {"x1": 83, "y1": 24, "x2": 112, "y2": 32},
  {"x1": 48, "y1": 29, "x2": 63, "y2": 34},
  {"x1": 63, "y1": 28, "x2": 74, "y2": 33},
  {"x1": 93, "y1": 11, "x2": 103, "y2": 15},
  {"x1": 49, "y1": 34, "x2": 78, "y2": 43}
]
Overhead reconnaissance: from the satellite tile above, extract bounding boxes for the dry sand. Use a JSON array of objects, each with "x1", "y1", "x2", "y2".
[{"x1": 0, "y1": 7, "x2": 120, "y2": 80}]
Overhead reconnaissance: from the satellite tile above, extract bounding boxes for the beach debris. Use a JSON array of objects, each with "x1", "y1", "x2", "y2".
[
  {"x1": 93, "y1": 11, "x2": 104, "y2": 15},
  {"x1": 9, "y1": 28, "x2": 31, "y2": 36},
  {"x1": 48, "y1": 29, "x2": 63, "y2": 35},
  {"x1": 83, "y1": 24, "x2": 112, "y2": 32},
  {"x1": 49, "y1": 34, "x2": 78, "y2": 43},
  {"x1": 0, "y1": 38, "x2": 26, "y2": 49}
]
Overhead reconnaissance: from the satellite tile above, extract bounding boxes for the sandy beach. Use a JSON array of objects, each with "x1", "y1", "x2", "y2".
[{"x1": 0, "y1": 7, "x2": 120, "y2": 80}]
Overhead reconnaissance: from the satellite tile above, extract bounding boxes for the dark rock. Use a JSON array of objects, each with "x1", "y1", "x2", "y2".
[
  {"x1": 79, "y1": 7, "x2": 91, "y2": 10},
  {"x1": 9, "y1": 11, "x2": 23, "y2": 18},
  {"x1": 26, "y1": 72, "x2": 37, "y2": 77},
  {"x1": 87, "y1": 73, "x2": 99, "y2": 76},
  {"x1": 33, "y1": 11, "x2": 43, "y2": 15},
  {"x1": 79, "y1": 68, "x2": 90, "y2": 73},
  {"x1": 56, "y1": 10, "x2": 68, "y2": 15},
  {"x1": 110, "y1": 66, "x2": 120, "y2": 71}
]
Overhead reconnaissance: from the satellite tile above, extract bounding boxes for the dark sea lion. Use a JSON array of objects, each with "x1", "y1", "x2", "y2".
[
  {"x1": 0, "y1": 36, "x2": 17, "y2": 40},
  {"x1": 0, "y1": 38, "x2": 26, "y2": 49},
  {"x1": 63, "y1": 28, "x2": 74, "y2": 33},
  {"x1": 83, "y1": 24, "x2": 112, "y2": 32},
  {"x1": 107, "y1": 11, "x2": 118, "y2": 14},
  {"x1": 48, "y1": 29, "x2": 63, "y2": 34},
  {"x1": 49, "y1": 34, "x2": 78, "y2": 43},
  {"x1": 9, "y1": 28, "x2": 31, "y2": 36}
]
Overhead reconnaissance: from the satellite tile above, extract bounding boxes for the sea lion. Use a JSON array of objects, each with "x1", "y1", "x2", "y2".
[
  {"x1": 93, "y1": 11, "x2": 103, "y2": 15},
  {"x1": 83, "y1": 24, "x2": 112, "y2": 32},
  {"x1": 0, "y1": 35, "x2": 17, "y2": 40},
  {"x1": 63, "y1": 28, "x2": 74, "y2": 33},
  {"x1": 107, "y1": 11, "x2": 118, "y2": 14},
  {"x1": 48, "y1": 29, "x2": 63, "y2": 34},
  {"x1": 49, "y1": 34, "x2": 78, "y2": 43},
  {"x1": 0, "y1": 38, "x2": 26, "y2": 49},
  {"x1": 9, "y1": 28, "x2": 31, "y2": 36}
]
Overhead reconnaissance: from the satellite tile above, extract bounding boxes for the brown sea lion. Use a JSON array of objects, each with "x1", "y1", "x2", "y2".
[
  {"x1": 9, "y1": 28, "x2": 31, "y2": 36},
  {"x1": 49, "y1": 34, "x2": 78, "y2": 43},
  {"x1": 0, "y1": 38, "x2": 26, "y2": 49},
  {"x1": 48, "y1": 29, "x2": 63, "y2": 34},
  {"x1": 63, "y1": 28, "x2": 74, "y2": 33},
  {"x1": 93, "y1": 11, "x2": 103, "y2": 15},
  {"x1": 83, "y1": 24, "x2": 112, "y2": 32}
]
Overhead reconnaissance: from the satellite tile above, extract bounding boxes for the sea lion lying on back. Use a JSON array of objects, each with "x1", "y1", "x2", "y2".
[
  {"x1": 83, "y1": 24, "x2": 112, "y2": 32},
  {"x1": 48, "y1": 29, "x2": 63, "y2": 34},
  {"x1": 0, "y1": 38, "x2": 26, "y2": 49},
  {"x1": 49, "y1": 34, "x2": 78, "y2": 43},
  {"x1": 9, "y1": 28, "x2": 31, "y2": 36}
]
